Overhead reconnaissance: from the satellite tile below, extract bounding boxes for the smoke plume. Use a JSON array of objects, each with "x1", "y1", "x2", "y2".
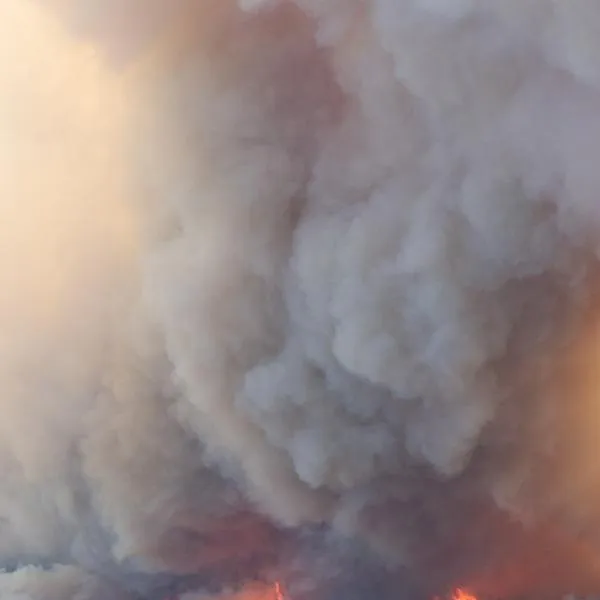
[{"x1": 5, "y1": 0, "x2": 600, "y2": 597}]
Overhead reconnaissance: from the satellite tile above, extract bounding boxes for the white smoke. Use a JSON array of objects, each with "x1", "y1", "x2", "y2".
[{"x1": 5, "y1": 0, "x2": 600, "y2": 597}]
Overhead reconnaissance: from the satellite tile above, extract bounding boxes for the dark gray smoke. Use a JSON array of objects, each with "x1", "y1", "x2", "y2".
[{"x1": 4, "y1": 0, "x2": 600, "y2": 597}]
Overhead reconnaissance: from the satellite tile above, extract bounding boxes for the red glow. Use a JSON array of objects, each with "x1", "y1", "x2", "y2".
[
  {"x1": 164, "y1": 581, "x2": 285, "y2": 600},
  {"x1": 274, "y1": 581, "x2": 284, "y2": 600},
  {"x1": 451, "y1": 588, "x2": 477, "y2": 600}
]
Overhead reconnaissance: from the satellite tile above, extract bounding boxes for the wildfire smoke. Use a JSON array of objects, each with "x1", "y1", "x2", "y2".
[{"x1": 4, "y1": 0, "x2": 600, "y2": 599}]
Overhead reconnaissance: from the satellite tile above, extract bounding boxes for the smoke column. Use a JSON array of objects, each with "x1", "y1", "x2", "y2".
[{"x1": 5, "y1": 0, "x2": 600, "y2": 597}]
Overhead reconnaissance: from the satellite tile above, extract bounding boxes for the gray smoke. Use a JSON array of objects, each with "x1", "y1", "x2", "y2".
[{"x1": 4, "y1": 0, "x2": 600, "y2": 597}]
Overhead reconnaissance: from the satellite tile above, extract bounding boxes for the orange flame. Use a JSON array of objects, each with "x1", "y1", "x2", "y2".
[
  {"x1": 451, "y1": 588, "x2": 477, "y2": 600},
  {"x1": 274, "y1": 582, "x2": 284, "y2": 600},
  {"x1": 164, "y1": 581, "x2": 286, "y2": 600}
]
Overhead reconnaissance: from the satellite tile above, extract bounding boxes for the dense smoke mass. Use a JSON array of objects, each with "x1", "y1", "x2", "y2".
[{"x1": 6, "y1": 0, "x2": 600, "y2": 598}]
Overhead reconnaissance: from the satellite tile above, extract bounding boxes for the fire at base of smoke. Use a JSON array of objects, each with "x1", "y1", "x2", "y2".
[{"x1": 6, "y1": 0, "x2": 600, "y2": 599}]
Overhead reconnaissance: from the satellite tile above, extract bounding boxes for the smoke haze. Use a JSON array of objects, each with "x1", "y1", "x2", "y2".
[{"x1": 5, "y1": 0, "x2": 600, "y2": 597}]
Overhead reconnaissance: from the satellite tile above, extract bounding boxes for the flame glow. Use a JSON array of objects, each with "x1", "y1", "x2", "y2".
[
  {"x1": 433, "y1": 586, "x2": 478, "y2": 600},
  {"x1": 273, "y1": 582, "x2": 284, "y2": 600},
  {"x1": 164, "y1": 581, "x2": 285, "y2": 600},
  {"x1": 451, "y1": 589, "x2": 477, "y2": 600}
]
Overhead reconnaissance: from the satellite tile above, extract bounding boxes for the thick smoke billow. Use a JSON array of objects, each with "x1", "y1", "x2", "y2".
[{"x1": 6, "y1": 0, "x2": 600, "y2": 597}]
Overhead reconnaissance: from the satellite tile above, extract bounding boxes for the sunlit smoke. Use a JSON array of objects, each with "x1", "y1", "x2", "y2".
[{"x1": 5, "y1": 0, "x2": 600, "y2": 599}]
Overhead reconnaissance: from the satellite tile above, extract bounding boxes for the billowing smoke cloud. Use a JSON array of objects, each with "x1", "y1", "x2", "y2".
[{"x1": 5, "y1": 0, "x2": 600, "y2": 598}]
